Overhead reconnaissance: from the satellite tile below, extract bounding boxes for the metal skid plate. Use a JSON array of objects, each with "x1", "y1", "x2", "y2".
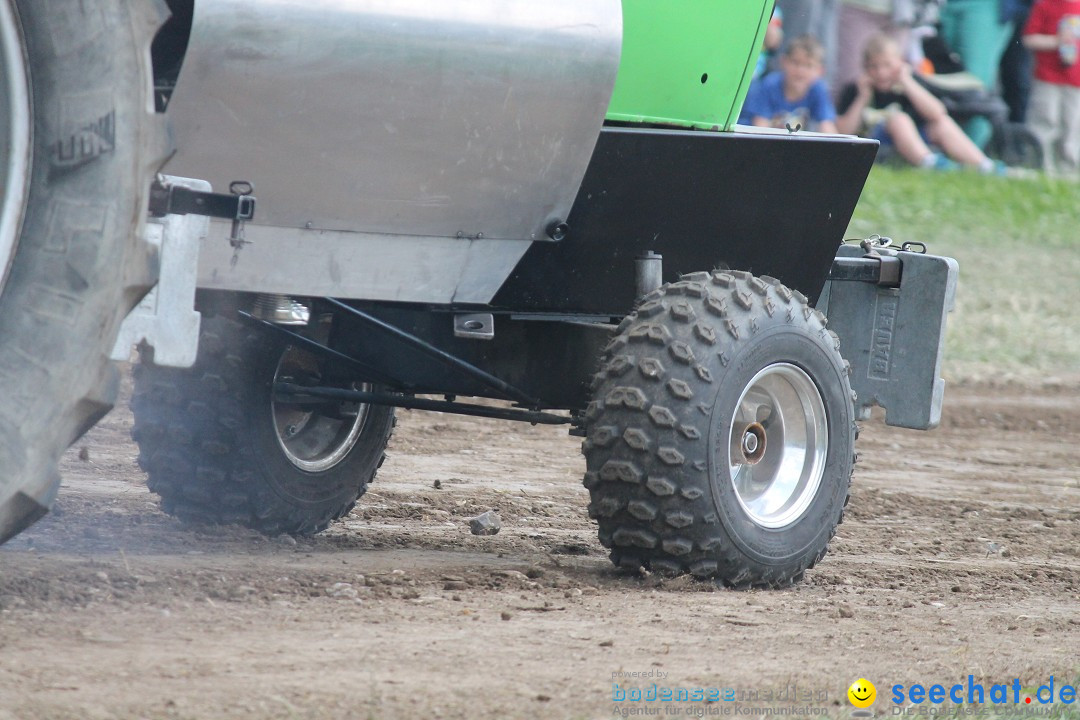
[
  {"x1": 819, "y1": 245, "x2": 959, "y2": 430},
  {"x1": 111, "y1": 177, "x2": 207, "y2": 368}
]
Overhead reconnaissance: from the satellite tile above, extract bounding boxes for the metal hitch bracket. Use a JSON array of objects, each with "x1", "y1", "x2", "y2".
[
  {"x1": 148, "y1": 179, "x2": 255, "y2": 221},
  {"x1": 828, "y1": 255, "x2": 902, "y2": 287}
]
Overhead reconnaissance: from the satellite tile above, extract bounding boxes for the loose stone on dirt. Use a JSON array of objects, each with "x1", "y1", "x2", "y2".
[
  {"x1": 327, "y1": 582, "x2": 359, "y2": 599},
  {"x1": 469, "y1": 510, "x2": 501, "y2": 536}
]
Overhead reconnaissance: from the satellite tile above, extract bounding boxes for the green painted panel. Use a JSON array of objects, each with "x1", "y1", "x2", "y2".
[{"x1": 606, "y1": 0, "x2": 773, "y2": 131}]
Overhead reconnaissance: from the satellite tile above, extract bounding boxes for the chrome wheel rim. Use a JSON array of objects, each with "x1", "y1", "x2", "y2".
[
  {"x1": 271, "y1": 346, "x2": 370, "y2": 473},
  {"x1": 728, "y1": 363, "x2": 828, "y2": 529},
  {"x1": 0, "y1": 0, "x2": 31, "y2": 290}
]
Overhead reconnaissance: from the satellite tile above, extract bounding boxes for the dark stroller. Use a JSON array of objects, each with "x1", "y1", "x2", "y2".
[{"x1": 917, "y1": 35, "x2": 1044, "y2": 169}]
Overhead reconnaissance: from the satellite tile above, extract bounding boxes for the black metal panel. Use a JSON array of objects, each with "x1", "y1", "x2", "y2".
[
  {"x1": 327, "y1": 304, "x2": 613, "y2": 410},
  {"x1": 492, "y1": 127, "x2": 878, "y2": 314}
]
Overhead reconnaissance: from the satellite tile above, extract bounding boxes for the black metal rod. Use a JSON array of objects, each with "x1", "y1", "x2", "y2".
[
  {"x1": 238, "y1": 311, "x2": 404, "y2": 388},
  {"x1": 275, "y1": 383, "x2": 570, "y2": 426},
  {"x1": 325, "y1": 298, "x2": 544, "y2": 408}
]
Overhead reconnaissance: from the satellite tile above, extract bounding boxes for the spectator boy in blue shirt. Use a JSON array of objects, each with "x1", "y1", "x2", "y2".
[{"x1": 741, "y1": 35, "x2": 838, "y2": 132}]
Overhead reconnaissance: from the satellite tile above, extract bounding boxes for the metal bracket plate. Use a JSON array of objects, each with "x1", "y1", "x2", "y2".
[
  {"x1": 454, "y1": 313, "x2": 495, "y2": 340},
  {"x1": 111, "y1": 176, "x2": 208, "y2": 368},
  {"x1": 819, "y1": 244, "x2": 958, "y2": 430}
]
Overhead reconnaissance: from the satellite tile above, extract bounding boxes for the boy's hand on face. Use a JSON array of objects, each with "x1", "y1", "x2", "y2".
[
  {"x1": 856, "y1": 73, "x2": 873, "y2": 98},
  {"x1": 897, "y1": 62, "x2": 914, "y2": 87}
]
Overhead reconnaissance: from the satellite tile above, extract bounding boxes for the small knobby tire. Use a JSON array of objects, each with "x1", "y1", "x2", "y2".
[
  {"x1": 0, "y1": 0, "x2": 170, "y2": 543},
  {"x1": 582, "y1": 270, "x2": 855, "y2": 587},
  {"x1": 131, "y1": 314, "x2": 396, "y2": 536}
]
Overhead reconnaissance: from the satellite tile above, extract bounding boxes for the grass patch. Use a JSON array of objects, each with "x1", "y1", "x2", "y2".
[{"x1": 846, "y1": 167, "x2": 1080, "y2": 383}]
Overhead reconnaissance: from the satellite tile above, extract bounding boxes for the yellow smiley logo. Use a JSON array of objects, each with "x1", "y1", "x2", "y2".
[{"x1": 848, "y1": 678, "x2": 877, "y2": 709}]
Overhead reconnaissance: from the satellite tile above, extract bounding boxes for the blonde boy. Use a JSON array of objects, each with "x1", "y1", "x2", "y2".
[{"x1": 835, "y1": 34, "x2": 1002, "y2": 172}]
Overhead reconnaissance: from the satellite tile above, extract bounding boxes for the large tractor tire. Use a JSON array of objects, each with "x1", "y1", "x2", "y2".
[
  {"x1": 0, "y1": 0, "x2": 169, "y2": 543},
  {"x1": 583, "y1": 271, "x2": 855, "y2": 587},
  {"x1": 131, "y1": 314, "x2": 396, "y2": 535}
]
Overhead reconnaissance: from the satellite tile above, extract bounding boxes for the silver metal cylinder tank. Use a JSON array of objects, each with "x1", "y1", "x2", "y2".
[{"x1": 165, "y1": 0, "x2": 623, "y2": 243}]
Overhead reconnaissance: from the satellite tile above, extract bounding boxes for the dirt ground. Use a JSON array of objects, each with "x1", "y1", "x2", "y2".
[{"x1": 1, "y1": 370, "x2": 1077, "y2": 720}]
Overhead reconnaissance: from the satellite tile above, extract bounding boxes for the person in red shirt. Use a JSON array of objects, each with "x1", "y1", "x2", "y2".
[{"x1": 1023, "y1": 0, "x2": 1080, "y2": 176}]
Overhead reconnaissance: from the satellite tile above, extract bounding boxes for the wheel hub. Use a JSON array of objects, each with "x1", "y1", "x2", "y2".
[
  {"x1": 738, "y1": 422, "x2": 767, "y2": 464},
  {"x1": 270, "y1": 346, "x2": 371, "y2": 473},
  {"x1": 0, "y1": 0, "x2": 32, "y2": 291},
  {"x1": 728, "y1": 363, "x2": 828, "y2": 529}
]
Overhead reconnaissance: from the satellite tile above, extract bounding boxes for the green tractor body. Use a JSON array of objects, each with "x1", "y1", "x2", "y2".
[{"x1": 608, "y1": 0, "x2": 773, "y2": 130}]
